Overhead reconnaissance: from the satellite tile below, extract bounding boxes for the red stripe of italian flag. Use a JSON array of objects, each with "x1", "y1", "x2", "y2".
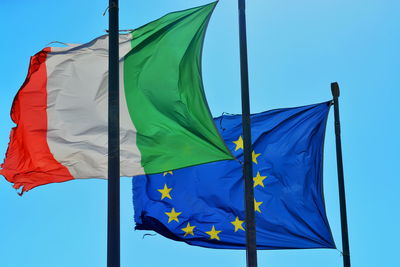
[
  {"x1": 1, "y1": 2, "x2": 233, "y2": 193},
  {"x1": 1, "y1": 48, "x2": 74, "y2": 192}
]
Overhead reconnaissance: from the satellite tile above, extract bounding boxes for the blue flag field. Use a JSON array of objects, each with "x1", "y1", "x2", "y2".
[{"x1": 133, "y1": 102, "x2": 335, "y2": 249}]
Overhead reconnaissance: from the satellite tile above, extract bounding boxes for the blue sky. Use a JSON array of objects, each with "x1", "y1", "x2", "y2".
[{"x1": 0, "y1": 0, "x2": 399, "y2": 267}]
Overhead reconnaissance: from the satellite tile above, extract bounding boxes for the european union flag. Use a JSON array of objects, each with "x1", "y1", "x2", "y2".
[{"x1": 133, "y1": 102, "x2": 335, "y2": 249}]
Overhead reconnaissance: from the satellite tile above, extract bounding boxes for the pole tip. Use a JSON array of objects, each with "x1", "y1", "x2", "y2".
[{"x1": 331, "y1": 82, "x2": 340, "y2": 97}]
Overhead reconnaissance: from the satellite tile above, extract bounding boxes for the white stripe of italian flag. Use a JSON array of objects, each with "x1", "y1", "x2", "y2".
[{"x1": 0, "y1": 2, "x2": 232, "y2": 193}]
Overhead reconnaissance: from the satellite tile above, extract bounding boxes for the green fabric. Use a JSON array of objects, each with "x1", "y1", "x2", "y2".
[{"x1": 123, "y1": 2, "x2": 233, "y2": 174}]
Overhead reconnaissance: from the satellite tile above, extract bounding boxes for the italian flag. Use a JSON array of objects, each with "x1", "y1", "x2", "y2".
[{"x1": 1, "y1": 2, "x2": 232, "y2": 193}]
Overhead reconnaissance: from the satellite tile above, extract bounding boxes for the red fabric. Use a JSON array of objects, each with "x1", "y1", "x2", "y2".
[{"x1": 0, "y1": 49, "x2": 73, "y2": 193}]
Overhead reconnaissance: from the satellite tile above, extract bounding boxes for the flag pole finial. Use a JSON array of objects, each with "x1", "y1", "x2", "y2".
[{"x1": 331, "y1": 82, "x2": 340, "y2": 97}]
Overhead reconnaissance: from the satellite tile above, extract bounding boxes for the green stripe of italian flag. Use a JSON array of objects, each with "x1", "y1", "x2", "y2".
[{"x1": 0, "y1": 2, "x2": 233, "y2": 193}]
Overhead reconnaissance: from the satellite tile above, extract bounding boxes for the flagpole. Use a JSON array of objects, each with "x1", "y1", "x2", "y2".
[
  {"x1": 331, "y1": 82, "x2": 351, "y2": 267},
  {"x1": 108, "y1": 0, "x2": 120, "y2": 267},
  {"x1": 238, "y1": 1, "x2": 258, "y2": 267}
]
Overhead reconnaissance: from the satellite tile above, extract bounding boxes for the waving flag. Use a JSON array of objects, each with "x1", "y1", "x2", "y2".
[
  {"x1": 133, "y1": 102, "x2": 335, "y2": 249},
  {"x1": 1, "y1": 2, "x2": 233, "y2": 193}
]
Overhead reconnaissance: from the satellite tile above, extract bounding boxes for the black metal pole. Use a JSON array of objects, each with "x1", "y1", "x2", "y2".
[
  {"x1": 238, "y1": 1, "x2": 258, "y2": 267},
  {"x1": 108, "y1": 1, "x2": 120, "y2": 267},
  {"x1": 331, "y1": 82, "x2": 351, "y2": 267}
]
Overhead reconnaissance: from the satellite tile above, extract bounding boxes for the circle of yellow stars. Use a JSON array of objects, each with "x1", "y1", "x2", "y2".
[{"x1": 157, "y1": 135, "x2": 268, "y2": 242}]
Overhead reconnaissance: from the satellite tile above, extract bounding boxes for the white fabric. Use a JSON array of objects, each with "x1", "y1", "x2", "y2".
[{"x1": 45, "y1": 34, "x2": 144, "y2": 179}]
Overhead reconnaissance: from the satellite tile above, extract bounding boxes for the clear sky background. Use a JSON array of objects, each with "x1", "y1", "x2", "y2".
[{"x1": 0, "y1": 0, "x2": 399, "y2": 267}]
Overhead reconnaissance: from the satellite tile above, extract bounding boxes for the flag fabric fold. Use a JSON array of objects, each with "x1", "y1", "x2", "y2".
[
  {"x1": 133, "y1": 102, "x2": 336, "y2": 249},
  {"x1": 1, "y1": 1, "x2": 232, "y2": 193}
]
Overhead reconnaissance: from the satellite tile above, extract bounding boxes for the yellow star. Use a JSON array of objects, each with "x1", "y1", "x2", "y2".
[
  {"x1": 233, "y1": 136, "x2": 244, "y2": 151},
  {"x1": 165, "y1": 208, "x2": 181, "y2": 223},
  {"x1": 181, "y1": 222, "x2": 196, "y2": 237},
  {"x1": 163, "y1": 171, "x2": 173, "y2": 176},
  {"x1": 206, "y1": 225, "x2": 221, "y2": 240},
  {"x1": 157, "y1": 184, "x2": 172, "y2": 200},
  {"x1": 253, "y1": 172, "x2": 267, "y2": 188},
  {"x1": 231, "y1": 217, "x2": 245, "y2": 232},
  {"x1": 254, "y1": 199, "x2": 263, "y2": 213},
  {"x1": 252, "y1": 151, "x2": 261, "y2": 164}
]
